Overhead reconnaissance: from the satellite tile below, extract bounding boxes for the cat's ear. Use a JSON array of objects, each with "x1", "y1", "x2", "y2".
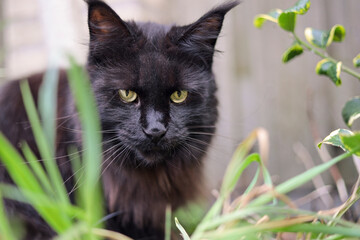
[
  {"x1": 170, "y1": 1, "x2": 239, "y2": 66},
  {"x1": 86, "y1": 0, "x2": 133, "y2": 42}
]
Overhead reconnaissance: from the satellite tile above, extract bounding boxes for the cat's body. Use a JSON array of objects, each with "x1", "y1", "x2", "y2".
[{"x1": 0, "y1": 1, "x2": 238, "y2": 239}]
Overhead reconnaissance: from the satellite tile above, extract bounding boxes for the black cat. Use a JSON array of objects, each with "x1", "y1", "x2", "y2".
[{"x1": 0, "y1": 0, "x2": 238, "y2": 239}]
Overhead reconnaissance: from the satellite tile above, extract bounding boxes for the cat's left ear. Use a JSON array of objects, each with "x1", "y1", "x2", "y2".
[
  {"x1": 171, "y1": 1, "x2": 239, "y2": 66},
  {"x1": 86, "y1": 0, "x2": 133, "y2": 42}
]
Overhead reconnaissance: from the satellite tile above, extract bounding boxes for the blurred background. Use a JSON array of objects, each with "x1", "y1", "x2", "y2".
[{"x1": 1, "y1": 0, "x2": 360, "y2": 207}]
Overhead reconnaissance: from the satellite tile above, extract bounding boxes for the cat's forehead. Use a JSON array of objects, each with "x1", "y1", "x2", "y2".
[
  {"x1": 136, "y1": 21, "x2": 172, "y2": 41},
  {"x1": 137, "y1": 51, "x2": 178, "y2": 89}
]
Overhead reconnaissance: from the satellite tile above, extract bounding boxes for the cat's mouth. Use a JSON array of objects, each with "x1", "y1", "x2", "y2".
[
  {"x1": 136, "y1": 149, "x2": 167, "y2": 163},
  {"x1": 135, "y1": 143, "x2": 170, "y2": 164}
]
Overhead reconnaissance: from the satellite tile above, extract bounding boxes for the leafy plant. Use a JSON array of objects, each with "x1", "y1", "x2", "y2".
[
  {"x1": 254, "y1": 0, "x2": 360, "y2": 128},
  {"x1": 174, "y1": 128, "x2": 360, "y2": 239}
]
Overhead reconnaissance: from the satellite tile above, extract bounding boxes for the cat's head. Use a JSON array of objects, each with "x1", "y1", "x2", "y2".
[{"x1": 85, "y1": 0, "x2": 238, "y2": 167}]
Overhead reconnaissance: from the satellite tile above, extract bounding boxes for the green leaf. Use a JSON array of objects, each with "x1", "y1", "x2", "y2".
[
  {"x1": 284, "y1": 0, "x2": 311, "y2": 15},
  {"x1": 38, "y1": 68, "x2": 58, "y2": 155},
  {"x1": 331, "y1": 24, "x2": 346, "y2": 42},
  {"x1": 253, "y1": 9, "x2": 282, "y2": 28},
  {"x1": 0, "y1": 191, "x2": 16, "y2": 240},
  {"x1": 305, "y1": 25, "x2": 346, "y2": 48},
  {"x1": 305, "y1": 28, "x2": 328, "y2": 48},
  {"x1": 282, "y1": 43, "x2": 303, "y2": 63},
  {"x1": 341, "y1": 133, "x2": 360, "y2": 156},
  {"x1": 191, "y1": 128, "x2": 268, "y2": 239},
  {"x1": 165, "y1": 206, "x2": 171, "y2": 240},
  {"x1": 278, "y1": 12, "x2": 296, "y2": 32},
  {"x1": 342, "y1": 96, "x2": 360, "y2": 127},
  {"x1": 221, "y1": 130, "x2": 265, "y2": 197},
  {"x1": 67, "y1": 57, "x2": 103, "y2": 227},
  {"x1": 249, "y1": 151, "x2": 353, "y2": 207},
  {"x1": 174, "y1": 203, "x2": 205, "y2": 236},
  {"x1": 315, "y1": 59, "x2": 342, "y2": 86},
  {"x1": 353, "y1": 53, "x2": 360, "y2": 67},
  {"x1": 20, "y1": 81, "x2": 69, "y2": 205},
  {"x1": 200, "y1": 222, "x2": 360, "y2": 239},
  {"x1": 318, "y1": 128, "x2": 353, "y2": 150},
  {"x1": 175, "y1": 218, "x2": 191, "y2": 240},
  {"x1": 0, "y1": 134, "x2": 72, "y2": 233},
  {"x1": 22, "y1": 144, "x2": 53, "y2": 194}
]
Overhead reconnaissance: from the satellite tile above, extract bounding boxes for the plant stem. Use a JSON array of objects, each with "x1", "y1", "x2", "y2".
[{"x1": 293, "y1": 33, "x2": 360, "y2": 80}]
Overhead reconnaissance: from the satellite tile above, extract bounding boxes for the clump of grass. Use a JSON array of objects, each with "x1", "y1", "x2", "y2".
[
  {"x1": 0, "y1": 58, "x2": 129, "y2": 240},
  {"x1": 175, "y1": 128, "x2": 360, "y2": 240}
]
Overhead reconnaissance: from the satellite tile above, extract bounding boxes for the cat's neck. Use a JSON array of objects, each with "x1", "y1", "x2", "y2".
[{"x1": 102, "y1": 158, "x2": 204, "y2": 228}]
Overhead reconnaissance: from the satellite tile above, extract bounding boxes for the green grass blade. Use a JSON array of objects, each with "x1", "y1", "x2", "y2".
[
  {"x1": 0, "y1": 134, "x2": 45, "y2": 194},
  {"x1": 221, "y1": 153, "x2": 260, "y2": 197},
  {"x1": 22, "y1": 143, "x2": 53, "y2": 194},
  {"x1": 20, "y1": 80, "x2": 69, "y2": 205},
  {"x1": 201, "y1": 220, "x2": 360, "y2": 240},
  {"x1": 243, "y1": 168, "x2": 260, "y2": 194},
  {"x1": 175, "y1": 217, "x2": 191, "y2": 240},
  {"x1": 199, "y1": 206, "x2": 358, "y2": 233},
  {"x1": 0, "y1": 183, "x2": 85, "y2": 221},
  {"x1": 53, "y1": 222, "x2": 87, "y2": 240},
  {"x1": 38, "y1": 68, "x2": 58, "y2": 154},
  {"x1": 165, "y1": 205, "x2": 171, "y2": 240},
  {"x1": 192, "y1": 131, "x2": 265, "y2": 239},
  {"x1": 0, "y1": 134, "x2": 72, "y2": 232},
  {"x1": 68, "y1": 146, "x2": 85, "y2": 210},
  {"x1": 274, "y1": 223, "x2": 360, "y2": 237},
  {"x1": 67, "y1": 57, "x2": 103, "y2": 228},
  {"x1": 0, "y1": 191, "x2": 16, "y2": 240},
  {"x1": 249, "y1": 151, "x2": 354, "y2": 207}
]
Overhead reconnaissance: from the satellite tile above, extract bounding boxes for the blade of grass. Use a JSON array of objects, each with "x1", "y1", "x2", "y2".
[
  {"x1": 38, "y1": 68, "x2": 58, "y2": 154},
  {"x1": 53, "y1": 222, "x2": 87, "y2": 240},
  {"x1": 0, "y1": 191, "x2": 16, "y2": 240},
  {"x1": 68, "y1": 146, "x2": 85, "y2": 210},
  {"x1": 220, "y1": 132, "x2": 258, "y2": 197},
  {"x1": 20, "y1": 80, "x2": 69, "y2": 205},
  {"x1": 0, "y1": 134, "x2": 72, "y2": 232},
  {"x1": 0, "y1": 134, "x2": 45, "y2": 194},
  {"x1": 243, "y1": 168, "x2": 260, "y2": 195},
  {"x1": 92, "y1": 228, "x2": 133, "y2": 240},
  {"x1": 192, "y1": 130, "x2": 269, "y2": 239},
  {"x1": 249, "y1": 151, "x2": 354, "y2": 207},
  {"x1": 317, "y1": 177, "x2": 360, "y2": 239},
  {"x1": 67, "y1": 57, "x2": 103, "y2": 228},
  {"x1": 197, "y1": 205, "x2": 359, "y2": 233},
  {"x1": 175, "y1": 217, "x2": 191, "y2": 240},
  {"x1": 274, "y1": 223, "x2": 360, "y2": 237},
  {"x1": 0, "y1": 183, "x2": 85, "y2": 221},
  {"x1": 22, "y1": 143, "x2": 53, "y2": 194},
  {"x1": 165, "y1": 205, "x2": 171, "y2": 240},
  {"x1": 201, "y1": 216, "x2": 360, "y2": 240}
]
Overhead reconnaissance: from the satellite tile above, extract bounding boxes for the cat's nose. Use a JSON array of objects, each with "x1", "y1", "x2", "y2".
[{"x1": 142, "y1": 125, "x2": 167, "y2": 142}]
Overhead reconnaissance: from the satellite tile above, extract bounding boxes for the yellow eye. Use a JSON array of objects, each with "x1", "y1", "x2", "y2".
[
  {"x1": 119, "y1": 89, "x2": 137, "y2": 103},
  {"x1": 170, "y1": 90, "x2": 188, "y2": 103}
]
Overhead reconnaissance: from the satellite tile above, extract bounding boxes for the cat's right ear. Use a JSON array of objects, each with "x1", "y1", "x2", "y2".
[{"x1": 86, "y1": 0, "x2": 133, "y2": 42}]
